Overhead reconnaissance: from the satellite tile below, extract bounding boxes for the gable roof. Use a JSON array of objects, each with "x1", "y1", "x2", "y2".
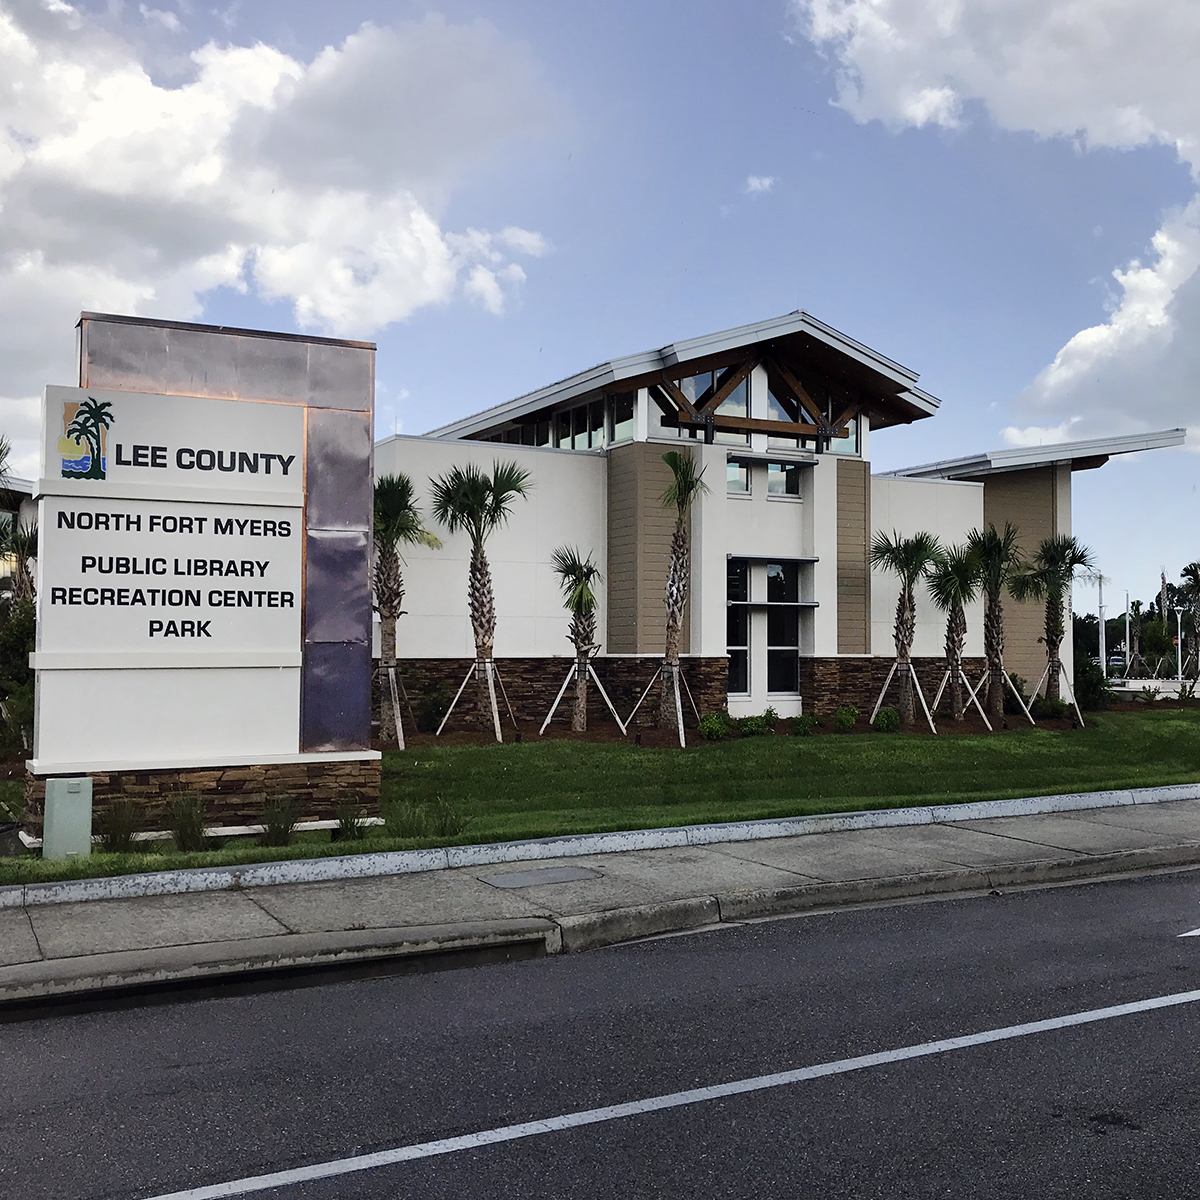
[{"x1": 425, "y1": 310, "x2": 941, "y2": 438}]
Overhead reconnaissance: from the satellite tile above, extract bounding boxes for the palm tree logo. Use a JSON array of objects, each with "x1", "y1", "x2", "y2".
[{"x1": 60, "y1": 397, "x2": 114, "y2": 480}]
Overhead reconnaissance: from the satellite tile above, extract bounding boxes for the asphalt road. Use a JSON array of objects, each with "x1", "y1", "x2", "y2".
[{"x1": 6, "y1": 869, "x2": 1200, "y2": 1199}]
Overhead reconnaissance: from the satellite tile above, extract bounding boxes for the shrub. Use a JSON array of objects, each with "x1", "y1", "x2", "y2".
[
  {"x1": 0, "y1": 599, "x2": 35, "y2": 751},
  {"x1": 736, "y1": 706, "x2": 779, "y2": 737},
  {"x1": 1031, "y1": 695, "x2": 1069, "y2": 720},
  {"x1": 873, "y1": 706, "x2": 900, "y2": 733},
  {"x1": 1073, "y1": 656, "x2": 1115, "y2": 711},
  {"x1": 97, "y1": 800, "x2": 141, "y2": 854},
  {"x1": 698, "y1": 711, "x2": 733, "y2": 741},
  {"x1": 1004, "y1": 674, "x2": 1032, "y2": 716},
  {"x1": 416, "y1": 685, "x2": 450, "y2": 734},
  {"x1": 383, "y1": 799, "x2": 430, "y2": 839},
  {"x1": 381, "y1": 796, "x2": 468, "y2": 840},
  {"x1": 1138, "y1": 686, "x2": 1161, "y2": 706},
  {"x1": 427, "y1": 796, "x2": 468, "y2": 838},
  {"x1": 791, "y1": 713, "x2": 820, "y2": 736},
  {"x1": 334, "y1": 800, "x2": 367, "y2": 842},
  {"x1": 833, "y1": 704, "x2": 859, "y2": 732},
  {"x1": 260, "y1": 796, "x2": 300, "y2": 847},
  {"x1": 165, "y1": 793, "x2": 208, "y2": 853}
]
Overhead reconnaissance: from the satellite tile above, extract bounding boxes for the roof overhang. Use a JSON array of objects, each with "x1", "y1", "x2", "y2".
[
  {"x1": 883, "y1": 428, "x2": 1188, "y2": 481},
  {"x1": 425, "y1": 311, "x2": 940, "y2": 438}
]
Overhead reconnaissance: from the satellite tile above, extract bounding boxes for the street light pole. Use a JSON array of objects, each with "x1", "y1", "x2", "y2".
[
  {"x1": 1125, "y1": 590, "x2": 1131, "y2": 677},
  {"x1": 1098, "y1": 574, "x2": 1106, "y2": 678},
  {"x1": 1177, "y1": 607, "x2": 1185, "y2": 685}
]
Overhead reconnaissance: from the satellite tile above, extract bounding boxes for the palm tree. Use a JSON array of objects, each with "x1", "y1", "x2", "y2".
[
  {"x1": 1, "y1": 520, "x2": 38, "y2": 603},
  {"x1": 373, "y1": 473, "x2": 440, "y2": 747},
  {"x1": 926, "y1": 543, "x2": 981, "y2": 722},
  {"x1": 659, "y1": 450, "x2": 709, "y2": 731},
  {"x1": 65, "y1": 397, "x2": 114, "y2": 479},
  {"x1": 551, "y1": 546, "x2": 603, "y2": 732},
  {"x1": 1180, "y1": 563, "x2": 1200, "y2": 677},
  {"x1": 1011, "y1": 534, "x2": 1095, "y2": 701},
  {"x1": 966, "y1": 523, "x2": 1024, "y2": 725},
  {"x1": 430, "y1": 460, "x2": 531, "y2": 734},
  {"x1": 1127, "y1": 598, "x2": 1147, "y2": 677},
  {"x1": 870, "y1": 530, "x2": 941, "y2": 727}
]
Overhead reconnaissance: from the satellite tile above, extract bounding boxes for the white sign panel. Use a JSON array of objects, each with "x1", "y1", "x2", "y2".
[
  {"x1": 38, "y1": 496, "x2": 301, "y2": 658},
  {"x1": 33, "y1": 386, "x2": 308, "y2": 770},
  {"x1": 41, "y1": 386, "x2": 304, "y2": 506}
]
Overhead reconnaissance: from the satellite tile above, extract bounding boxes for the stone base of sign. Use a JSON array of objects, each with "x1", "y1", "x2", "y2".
[{"x1": 23, "y1": 755, "x2": 380, "y2": 834}]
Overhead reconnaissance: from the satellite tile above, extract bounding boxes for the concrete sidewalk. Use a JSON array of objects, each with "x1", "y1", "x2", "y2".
[{"x1": 6, "y1": 798, "x2": 1200, "y2": 1012}]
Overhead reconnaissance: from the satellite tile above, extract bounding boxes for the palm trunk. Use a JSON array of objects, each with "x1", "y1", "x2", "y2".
[
  {"x1": 374, "y1": 545, "x2": 402, "y2": 747},
  {"x1": 895, "y1": 585, "x2": 916, "y2": 727},
  {"x1": 659, "y1": 517, "x2": 689, "y2": 729},
  {"x1": 984, "y1": 589, "x2": 1005, "y2": 726},
  {"x1": 1045, "y1": 592, "x2": 1063, "y2": 701},
  {"x1": 946, "y1": 603, "x2": 966, "y2": 721},
  {"x1": 469, "y1": 542, "x2": 498, "y2": 728},
  {"x1": 568, "y1": 609, "x2": 595, "y2": 733}
]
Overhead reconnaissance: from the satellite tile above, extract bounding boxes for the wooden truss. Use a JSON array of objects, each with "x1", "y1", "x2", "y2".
[{"x1": 646, "y1": 349, "x2": 862, "y2": 446}]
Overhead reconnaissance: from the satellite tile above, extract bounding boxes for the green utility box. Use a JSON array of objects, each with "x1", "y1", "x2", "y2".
[{"x1": 43, "y1": 777, "x2": 93, "y2": 861}]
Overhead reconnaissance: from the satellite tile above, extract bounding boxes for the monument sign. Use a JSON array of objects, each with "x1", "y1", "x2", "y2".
[{"x1": 29, "y1": 313, "x2": 378, "y2": 814}]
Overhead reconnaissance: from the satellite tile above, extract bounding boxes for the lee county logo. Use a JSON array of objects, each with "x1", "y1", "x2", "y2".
[{"x1": 58, "y1": 397, "x2": 114, "y2": 481}]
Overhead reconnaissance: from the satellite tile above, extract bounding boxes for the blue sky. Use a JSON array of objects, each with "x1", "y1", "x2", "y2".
[{"x1": 2, "y1": 0, "x2": 1196, "y2": 613}]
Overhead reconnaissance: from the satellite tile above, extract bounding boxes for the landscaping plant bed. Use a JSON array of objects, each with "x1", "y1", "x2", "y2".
[{"x1": 5, "y1": 709, "x2": 1199, "y2": 887}]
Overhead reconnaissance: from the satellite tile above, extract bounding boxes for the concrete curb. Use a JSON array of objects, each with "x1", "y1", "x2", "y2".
[
  {"x1": 712, "y1": 843, "x2": 1200, "y2": 923},
  {"x1": 3, "y1": 780, "x2": 1198, "y2": 910},
  {"x1": 7, "y1": 845, "x2": 1200, "y2": 1009},
  {"x1": 0, "y1": 918, "x2": 561, "y2": 1008}
]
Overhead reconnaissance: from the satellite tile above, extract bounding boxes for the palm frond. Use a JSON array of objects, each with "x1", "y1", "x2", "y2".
[
  {"x1": 485, "y1": 460, "x2": 533, "y2": 535},
  {"x1": 869, "y1": 529, "x2": 942, "y2": 586},
  {"x1": 926, "y1": 543, "x2": 981, "y2": 612},
  {"x1": 659, "y1": 450, "x2": 709, "y2": 517},
  {"x1": 551, "y1": 545, "x2": 602, "y2": 616},
  {"x1": 966, "y1": 522, "x2": 1023, "y2": 595},
  {"x1": 1012, "y1": 533, "x2": 1094, "y2": 601},
  {"x1": 375, "y1": 473, "x2": 441, "y2": 551},
  {"x1": 431, "y1": 460, "x2": 531, "y2": 548}
]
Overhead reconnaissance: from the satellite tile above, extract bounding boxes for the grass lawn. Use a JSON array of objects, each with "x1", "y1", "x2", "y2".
[
  {"x1": 2, "y1": 708, "x2": 1198, "y2": 887},
  {"x1": 384, "y1": 708, "x2": 1200, "y2": 841}
]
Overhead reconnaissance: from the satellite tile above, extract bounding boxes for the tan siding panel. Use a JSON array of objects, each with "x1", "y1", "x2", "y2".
[
  {"x1": 982, "y1": 467, "x2": 1057, "y2": 688},
  {"x1": 837, "y1": 458, "x2": 871, "y2": 654},
  {"x1": 606, "y1": 444, "x2": 640, "y2": 653}
]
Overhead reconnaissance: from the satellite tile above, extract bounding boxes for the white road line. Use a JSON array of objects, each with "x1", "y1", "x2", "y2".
[{"x1": 142, "y1": 987, "x2": 1200, "y2": 1200}]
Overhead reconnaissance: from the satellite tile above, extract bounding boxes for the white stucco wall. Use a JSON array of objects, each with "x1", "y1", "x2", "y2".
[
  {"x1": 373, "y1": 435, "x2": 607, "y2": 659},
  {"x1": 870, "y1": 476, "x2": 985, "y2": 661}
]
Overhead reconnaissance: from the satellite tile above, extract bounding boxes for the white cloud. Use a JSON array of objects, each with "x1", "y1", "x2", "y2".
[
  {"x1": 463, "y1": 265, "x2": 506, "y2": 315},
  {"x1": 794, "y1": 0, "x2": 1200, "y2": 443},
  {"x1": 139, "y1": 6, "x2": 181, "y2": 33},
  {"x1": 0, "y1": 4, "x2": 552, "y2": 475},
  {"x1": 1001, "y1": 419, "x2": 1080, "y2": 448},
  {"x1": 744, "y1": 174, "x2": 775, "y2": 194},
  {"x1": 499, "y1": 226, "x2": 549, "y2": 256}
]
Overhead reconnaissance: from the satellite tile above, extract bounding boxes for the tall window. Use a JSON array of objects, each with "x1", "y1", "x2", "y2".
[
  {"x1": 675, "y1": 371, "x2": 749, "y2": 445},
  {"x1": 555, "y1": 401, "x2": 608, "y2": 450},
  {"x1": 767, "y1": 383, "x2": 812, "y2": 449},
  {"x1": 727, "y1": 461, "x2": 750, "y2": 494},
  {"x1": 767, "y1": 462, "x2": 801, "y2": 496},
  {"x1": 609, "y1": 392, "x2": 635, "y2": 442},
  {"x1": 766, "y1": 562, "x2": 799, "y2": 694},
  {"x1": 727, "y1": 558, "x2": 749, "y2": 694}
]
